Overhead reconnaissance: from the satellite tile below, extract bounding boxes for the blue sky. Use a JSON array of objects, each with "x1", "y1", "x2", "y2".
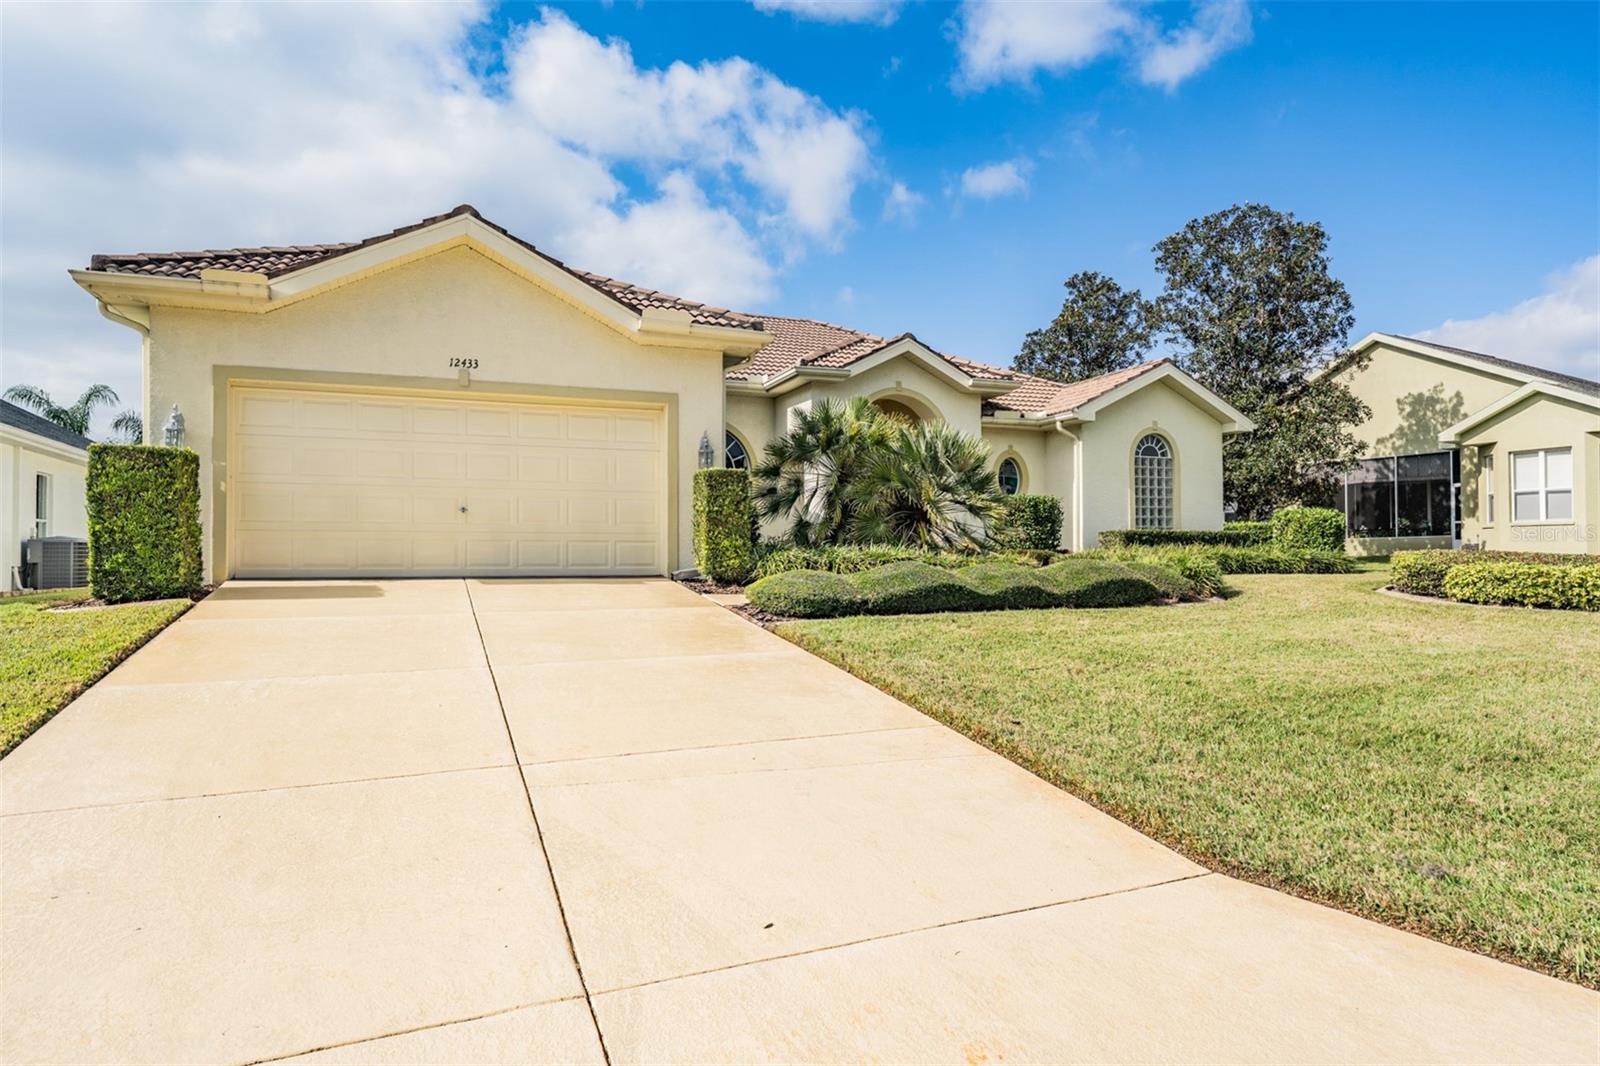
[{"x1": 2, "y1": 1, "x2": 1596, "y2": 435}]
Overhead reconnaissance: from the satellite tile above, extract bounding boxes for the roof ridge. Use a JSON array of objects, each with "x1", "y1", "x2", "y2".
[{"x1": 1380, "y1": 333, "x2": 1599, "y2": 395}]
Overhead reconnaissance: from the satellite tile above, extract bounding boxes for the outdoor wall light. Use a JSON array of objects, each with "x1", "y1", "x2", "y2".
[
  {"x1": 162, "y1": 404, "x2": 186, "y2": 448},
  {"x1": 698, "y1": 431, "x2": 714, "y2": 469}
]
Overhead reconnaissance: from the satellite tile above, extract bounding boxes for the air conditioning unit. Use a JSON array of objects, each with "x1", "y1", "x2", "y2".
[{"x1": 23, "y1": 537, "x2": 88, "y2": 590}]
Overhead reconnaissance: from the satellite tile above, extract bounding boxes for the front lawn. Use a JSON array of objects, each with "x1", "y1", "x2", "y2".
[
  {"x1": 0, "y1": 589, "x2": 191, "y2": 756},
  {"x1": 778, "y1": 566, "x2": 1600, "y2": 987}
]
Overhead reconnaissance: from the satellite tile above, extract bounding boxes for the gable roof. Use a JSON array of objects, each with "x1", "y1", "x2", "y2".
[
  {"x1": 1438, "y1": 380, "x2": 1600, "y2": 444},
  {"x1": 0, "y1": 401, "x2": 92, "y2": 451},
  {"x1": 982, "y1": 359, "x2": 1170, "y2": 418},
  {"x1": 87, "y1": 204, "x2": 763, "y2": 333},
  {"x1": 1349, "y1": 332, "x2": 1599, "y2": 397}
]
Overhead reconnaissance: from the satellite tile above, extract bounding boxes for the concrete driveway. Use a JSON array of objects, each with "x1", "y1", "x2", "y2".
[{"x1": 1, "y1": 578, "x2": 1593, "y2": 1064}]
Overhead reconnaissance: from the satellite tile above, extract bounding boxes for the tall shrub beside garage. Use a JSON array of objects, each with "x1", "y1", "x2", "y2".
[
  {"x1": 693, "y1": 468, "x2": 754, "y2": 584},
  {"x1": 86, "y1": 445, "x2": 203, "y2": 603}
]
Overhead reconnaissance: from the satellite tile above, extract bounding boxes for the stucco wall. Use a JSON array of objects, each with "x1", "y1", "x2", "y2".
[
  {"x1": 1459, "y1": 393, "x2": 1600, "y2": 554},
  {"x1": 143, "y1": 246, "x2": 726, "y2": 580},
  {"x1": 2, "y1": 435, "x2": 88, "y2": 588},
  {"x1": 1336, "y1": 343, "x2": 1522, "y2": 457},
  {"x1": 1077, "y1": 379, "x2": 1227, "y2": 547},
  {"x1": 801, "y1": 358, "x2": 984, "y2": 439}
]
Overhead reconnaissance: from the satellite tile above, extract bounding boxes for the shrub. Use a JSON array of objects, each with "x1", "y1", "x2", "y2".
[
  {"x1": 1098, "y1": 528, "x2": 1262, "y2": 548},
  {"x1": 1036, "y1": 559, "x2": 1163, "y2": 608},
  {"x1": 1206, "y1": 546, "x2": 1355, "y2": 574},
  {"x1": 746, "y1": 569, "x2": 864, "y2": 618},
  {"x1": 851, "y1": 561, "x2": 986, "y2": 615},
  {"x1": 957, "y1": 561, "x2": 1059, "y2": 609},
  {"x1": 692, "y1": 468, "x2": 755, "y2": 583},
  {"x1": 1269, "y1": 506, "x2": 1346, "y2": 553},
  {"x1": 86, "y1": 445, "x2": 203, "y2": 604},
  {"x1": 990, "y1": 495, "x2": 1064, "y2": 551},
  {"x1": 1443, "y1": 562, "x2": 1600, "y2": 612},
  {"x1": 749, "y1": 544, "x2": 1055, "y2": 580},
  {"x1": 1120, "y1": 561, "x2": 1201, "y2": 602},
  {"x1": 1222, "y1": 520, "x2": 1273, "y2": 545},
  {"x1": 1391, "y1": 549, "x2": 1595, "y2": 598}
]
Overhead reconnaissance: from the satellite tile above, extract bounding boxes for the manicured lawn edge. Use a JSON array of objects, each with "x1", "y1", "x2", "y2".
[
  {"x1": 774, "y1": 578, "x2": 1597, "y2": 989},
  {"x1": 0, "y1": 595, "x2": 195, "y2": 757}
]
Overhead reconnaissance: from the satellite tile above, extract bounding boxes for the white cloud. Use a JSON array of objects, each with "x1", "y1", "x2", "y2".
[
  {"x1": 0, "y1": 3, "x2": 872, "y2": 433},
  {"x1": 1136, "y1": 0, "x2": 1253, "y2": 92},
  {"x1": 1416, "y1": 257, "x2": 1600, "y2": 381},
  {"x1": 882, "y1": 180, "x2": 926, "y2": 222},
  {"x1": 953, "y1": 0, "x2": 1252, "y2": 92},
  {"x1": 837, "y1": 285, "x2": 855, "y2": 306},
  {"x1": 751, "y1": 0, "x2": 903, "y2": 26},
  {"x1": 959, "y1": 159, "x2": 1030, "y2": 200}
]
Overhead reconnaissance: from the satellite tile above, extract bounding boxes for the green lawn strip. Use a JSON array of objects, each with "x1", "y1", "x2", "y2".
[
  {"x1": 777, "y1": 569, "x2": 1600, "y2": 987},
  {"x1": 0, "y1": 592, "x2": 192, "y2": 756}
]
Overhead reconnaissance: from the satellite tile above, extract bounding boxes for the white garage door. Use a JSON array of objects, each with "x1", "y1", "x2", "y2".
[{"x1": 229, "y1": 386, "x2": 666, "y2": 577}]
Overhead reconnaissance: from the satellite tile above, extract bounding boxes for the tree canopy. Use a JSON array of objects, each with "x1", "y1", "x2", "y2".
[{"x1": 1013, "y1": 270, "x2": 1152, "y2": 384}]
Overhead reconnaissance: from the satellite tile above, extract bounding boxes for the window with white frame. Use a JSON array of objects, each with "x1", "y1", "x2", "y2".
[
  {"x1": 34, "y1": 473, "x2": 50, "y2": 538},
  {"x1": 1511, "y1": 447, "x2": 1572, "y2": 522},
  {"x1": 1133, "y1": 433, "x2": 1173, "y2": 528},
  {"x1": 724, "y1": 430, "x2": 749, "y2": 471},
  {"x1": 1482, "y1": 452, "x2": 1494, "y2": 525}
]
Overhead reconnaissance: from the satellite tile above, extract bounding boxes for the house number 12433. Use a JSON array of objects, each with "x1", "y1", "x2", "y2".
[{"x1": 449, "y1": 357, "x2": 480, "y2": 370}]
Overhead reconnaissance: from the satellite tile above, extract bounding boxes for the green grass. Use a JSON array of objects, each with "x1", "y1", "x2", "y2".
[
  {"x1": 778, "y1": 567, "x2": 1600, "y2": 987},
  {"x1": 1, "y1": 589, "x2": 191, "y2": 756}
]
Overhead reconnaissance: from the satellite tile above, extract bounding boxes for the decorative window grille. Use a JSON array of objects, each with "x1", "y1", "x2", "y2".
[{"x1": 724, "y1": 431, "x2": 750, "y2": 470}]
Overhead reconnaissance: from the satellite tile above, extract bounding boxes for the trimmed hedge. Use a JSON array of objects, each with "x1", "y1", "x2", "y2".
[
  {"x1": 989, "y1": 494, "x2": 1064, "y2": 551},
  {"x1": 745, "y1": 556, "x2": 1165, "y2": 617},
  {"x1": 749, "y1": 543, "x2": 1061, "y2": 580},
  {"x1": 1222, "y1": 520, "x2": 1273, "y2": 545},
  {"x1": 1391, "y1": 549, "x2": 1594, "y2": 598},
  {"x1": 1443, "y1": 562, "x2": 1600, "y2": 612},
  {"x1": 744, "y1": 569, "x2": 864, "y2": 617},
  {"x1": 1269, "y1": 506, "x2": 1346, "y2": 553},
  {"x1": 1098, "y1": 528, "x2": 1261, "y2": 548},
  {"x1": 86, "y1": 445, "x2": 203, "y2": 604},
  {"x1": 1206, "y1": 546, "x2": 1355, "y2": 574},
  {"x1": 1120, "y1": 561, "x2": 1201, "y2": 602},
  {"x1": 692, "y1": 468, "x2": 754, "y2": 583}
]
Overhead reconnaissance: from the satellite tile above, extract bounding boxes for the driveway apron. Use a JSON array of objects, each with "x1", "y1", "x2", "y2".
[{"x1": 1, "y1": 578, "x2": 1593, "y2": 1064}]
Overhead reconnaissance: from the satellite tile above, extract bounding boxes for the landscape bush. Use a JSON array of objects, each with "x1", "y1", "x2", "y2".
[
  {"x1": 1206, "y1": 546, "x2": 1355, "y2": 574},
  {"x1": 1119, "y1": 561, "x2": 1203, "y2": 602},
  {"x1": 692, "y1": 468, "x2": 755, "y2": 583},
  {"x1": 745, "y1": 569, "x2": 865, "y2": 618},
  {"x1": 1221, "y1": 520, "x2": 1274, "y2": 545},
  {"x1": 1035, "y1": 559, "x2": 1164, "y2": 608},
  {"x1": 1098, "y1": 527, "x2": 1262, "y2": 548},
  {"x1": 852, "y1": 561, "x2": 988, "y2": 615},
  {"x1": 989, "y1": 494, "x2": 1064, "y2": 551},
  {"x1": 749, "y1": 543, "x2": 1057, "y2": 580},
  {"x1": 86, "y1": 445, "x2": 203, "y2": 604},
  {"x1": 1390, "y1": 549, "x2": 1594, "y2": 598},
  {"x1": 1268, "y1": 505, "x2": 1346, "y2": 553},
  {"x1": 1442, "y1": 561, "x2": 1600, "y2": 612},
  {"x1": 955, "y1": 561, "x2": 1059, "y2": 609}
]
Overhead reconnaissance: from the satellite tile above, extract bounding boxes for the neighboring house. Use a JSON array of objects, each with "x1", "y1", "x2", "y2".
[
  {"x1": 1327, "y1": 333, "x2": 1600, "y2": 555},
  {"x1": 1, "y1": 400, "x2": 91, "y2": 590},
  {"x1": 70, "y1": 205, "x2": 1252, "y2": 582}
]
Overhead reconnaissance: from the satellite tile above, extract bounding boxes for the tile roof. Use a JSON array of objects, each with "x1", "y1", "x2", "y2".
[
  {"x1": 88, "y1": 205, "x2": 762, "y2": 332},
  {"x1": 1387, "y1": 335, "x2": 1599, "y2": 397},
  {"x1": 0, "y1": 401, "x2": 92, "y2": 451},
  {"x1": 984, "y1": 359, "x2": 1172, "y2": 418}
]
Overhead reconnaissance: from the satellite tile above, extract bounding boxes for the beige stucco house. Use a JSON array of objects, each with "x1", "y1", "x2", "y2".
[
  {"x1": 1328, "y1": 333, "x2": 1600, "y2": 555},
  {"x1": 2, "y1": 401, "x2": 90, "y2": 590},
  {"x1": 70, "y1": 206, "x2": 1251, "y2": 582}
]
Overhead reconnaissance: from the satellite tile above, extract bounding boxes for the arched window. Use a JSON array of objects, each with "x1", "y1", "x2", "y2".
[
  {"x1": 724, "y1": 430, "x2": 750, "y2": 470},
  {"x1": 997, "y1": 457, "x2": 1022, "y2": 495},
  {"x1": 1133, "y1": 433, "x2": 1173, "y2": 528}
]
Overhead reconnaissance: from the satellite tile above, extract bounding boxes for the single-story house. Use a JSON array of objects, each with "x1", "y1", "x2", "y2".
[
  {"x1": 1326, "y1": 333, "x2": 1600, "y2": 555},
  {"x1": 71, "y1": 205, "x2": 1252, "y2": 581},
  {"x1": 2, "y1": 401, "x2": 91, "y2": 590}
]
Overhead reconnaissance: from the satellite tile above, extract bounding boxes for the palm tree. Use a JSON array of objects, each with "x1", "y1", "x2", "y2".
[
  {"x1": 2, "y1": 383, "x2": 122, "y2": 437},
  {"x1": 110, "y1": 410, "x2": 143, "y2": 444},
  {"x1": 750, "y1": 396, "x2": 897, "y2": 546},
  {"x1": 847, "y1": 420, "x2": 1001, "y2": 549}
]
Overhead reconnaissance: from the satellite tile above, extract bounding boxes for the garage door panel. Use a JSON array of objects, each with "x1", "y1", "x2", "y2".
[{"x1": 231, "y1": 387, "x2": 665, "y2": 577}]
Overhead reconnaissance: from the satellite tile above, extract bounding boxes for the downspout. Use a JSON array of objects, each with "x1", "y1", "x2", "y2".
[{"x1": 1054, "y1": 420, "x2": 1083, "y2": 551}]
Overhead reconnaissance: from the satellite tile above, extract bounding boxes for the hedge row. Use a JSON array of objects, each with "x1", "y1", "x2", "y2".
[
  {"x1": 989, "y1": 494, "x2": 1064, "y2": 551},
  {"x1": 1443, "y1": 562, "x2": 1600, "y2": 611},
  {"x1": 1390, "y1": 549, "x2": 1594, "y2": 598},
  {"x1": 86, "y1": 445, "x2": 203, "y2": 604},
  {"x1": 1099, "y1": 506, "x2": 1344, "y2": 553},
  {"x1": 750, "y1": 543, "x2": 1061, "y2": 580},
  {"x1": 747, "y1": 558, "x2": 1178, "y2": 618}
]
